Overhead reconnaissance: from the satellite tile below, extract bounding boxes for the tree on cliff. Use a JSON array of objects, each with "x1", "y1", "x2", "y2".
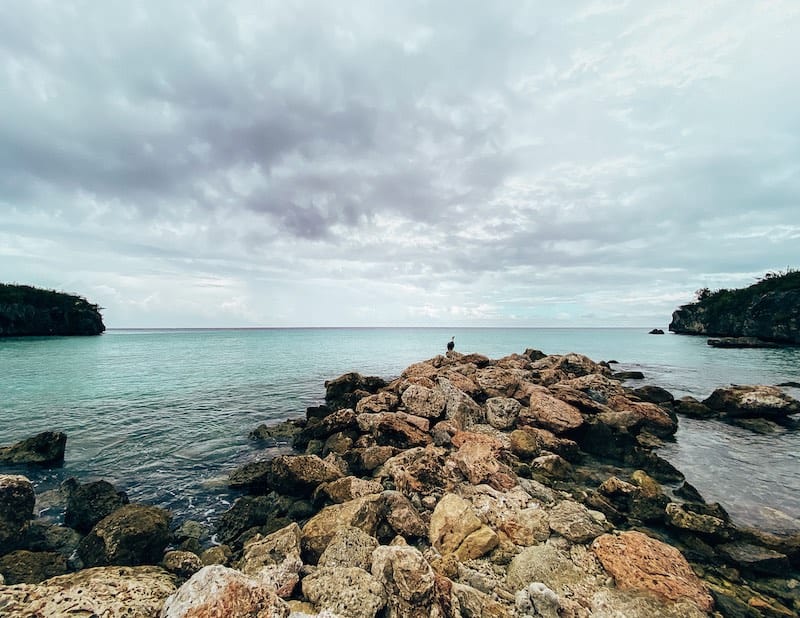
[{"x1": 0, "y1": 284, "x2": 105, "y2": 336}]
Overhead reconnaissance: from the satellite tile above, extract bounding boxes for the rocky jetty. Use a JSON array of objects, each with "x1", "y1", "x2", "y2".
[
  {"x1": 2, "y1": 349, "x2": 799, "y2": 617},
  {"x1": 669, "y1": 270, "x2": 800, "y2": 344},
  {"x1": 0, "y1": 283, "x2": 105, "y2": 337}
]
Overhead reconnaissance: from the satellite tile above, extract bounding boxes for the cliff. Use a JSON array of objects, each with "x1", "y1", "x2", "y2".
[
  {"x1": 0, "y1": 284, "x2": 105, "y2": 337},
  {"x1": 669, "y1": 270, "x2": 800, "y2": 344}
]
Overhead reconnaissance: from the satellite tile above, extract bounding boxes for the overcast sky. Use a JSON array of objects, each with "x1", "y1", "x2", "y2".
[{"x1": 2, "y1": 1, "x2": 799, "y2": 328}]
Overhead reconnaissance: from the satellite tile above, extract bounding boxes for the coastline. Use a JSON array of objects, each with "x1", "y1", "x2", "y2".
[{"x1": 2, "y1": 348, "x2": 799, "y2": 616}]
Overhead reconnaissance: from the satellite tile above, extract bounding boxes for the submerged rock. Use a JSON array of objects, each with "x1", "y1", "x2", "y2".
[{"x1": 0, "y1": 431, "x2": 67, "y2": 466}]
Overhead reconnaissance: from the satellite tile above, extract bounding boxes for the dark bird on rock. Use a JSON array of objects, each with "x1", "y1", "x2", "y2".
[{"x1": 447, "y1": 336, "x2": 455, "y2": 352}]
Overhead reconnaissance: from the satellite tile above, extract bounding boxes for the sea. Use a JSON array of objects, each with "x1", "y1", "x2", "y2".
[{"x1": 1, "y1": 328, "x2": 799, "y2": 535}]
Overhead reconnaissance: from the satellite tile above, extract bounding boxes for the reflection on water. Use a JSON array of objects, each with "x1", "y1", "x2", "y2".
[{"x1": 1, "y1": 328, "x2": 799, "y2": 531}]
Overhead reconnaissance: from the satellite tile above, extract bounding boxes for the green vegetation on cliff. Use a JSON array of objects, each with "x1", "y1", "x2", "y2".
[
  {"x1": 669, "y1": 269, "x2": 800, "y2": 344},
  {"x1": 0, "y1": 284, "x2": 105, "y2": 337}
]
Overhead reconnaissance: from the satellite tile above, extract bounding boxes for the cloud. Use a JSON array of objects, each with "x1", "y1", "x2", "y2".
[{"x1": 1, "y1": 0, "x2": 799, "y2": 326}]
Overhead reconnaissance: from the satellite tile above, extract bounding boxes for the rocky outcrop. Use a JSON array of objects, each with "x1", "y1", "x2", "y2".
[
  {"x1": 0, "y1": 283, "x2": 105, "y2": 336},
  {"x1": 669, "y1": 270, "x2": 800, "y2": 344},
  {"x1": 0, "y1": 474, "x2": 34, "y2": 548},
  {"x1": 703, "y1": 384, "x2": 800, "y2": 419},
  {"x1": 63, "y1": 478, "x2": 129, "y2": 533},
  {"x1": 0, "y1": 431, "x2": 67, "y2": 465}
]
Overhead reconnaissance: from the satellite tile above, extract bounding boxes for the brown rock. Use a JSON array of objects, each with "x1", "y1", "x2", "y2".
[
  {"x1": 450, "y1": 437, "x2": 516, "y2": 490},
  {"x1": 703, "y1": 385, "x2": 800, "y2": 418},
  {"x1": 0, "y1": 474, "x2": 35, "y2": 548},
  {"x1": 429, "y1": 493, "x2": 483, "y2": 554},
  {"x1": 0, "y1": 550, "x2": 67, "y2": 584},
  {"x1": 372, "y1": 543, "x2": 435, "y2": 617},
  {"x1": 237, "y1": 523, "x2": 302, "y2": 598},
  {"x1": 372, "y1": 416, "x2": 432, "y2": 449},
  {"x1": 0, "y1": 431, "x2": 66, "y2": 465},
  {"x1": 547, "y1": 500, "x2": 608, "y2": 543},
  {"x1": 454, "y1": 525, "x2": 499, "y2": 561},
  {"x1": 380, "y1": 446, "x2": 456, "y2": 496},
  {"x1": 438, "y1": 377, "x2": 485, "y2": 427},
  {"x1": 486, "y1": 397, "x2": 522, "y2": 429},
  {"x1": 302, "y1": 566, "x2": 387, "y2": 618},
  {"x1": 200, "y1": 544, "x2": 231, "y2": 566},
  {"x1": 401, "y1": 384, "x2": 447, "y2": 419},
  {"x1": 521, "y1": 391, "x2": 584, "y2": 434},
  {"x1": 318, "y1": 526, "x2": 379, "y2": 570},
  {"x1": 322, "y1": 476, "x2": 384, "y2": 504},
  {"x1": 162, "y1": 550, "x2": 202, "y2": 581},
  {"x1": 301, "y1": 494, "x2": 384, "y2": 562},
  {"x1": 532, "y1": 454, "x2": 573, "y2": 480},
  {"x1": 475, "y1": 366, "x2": 526, "y2": 398},
  {"x1": 382, "y1": 490, "x2": 427, "y2": 539},
  {"x1": 591, "y1": 530, "x2": 714, "y2": 611},
  {"x1": 356, "y1": 391, "x2": 400, "y2": 414},
  {"x1": 267, "y1": 454, "x2": 344, "y2": 496}
]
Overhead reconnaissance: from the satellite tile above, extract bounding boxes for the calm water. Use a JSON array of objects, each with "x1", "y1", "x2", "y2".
[{"x1": 1, "y1": 328, "x2": 798, "y2": 533}]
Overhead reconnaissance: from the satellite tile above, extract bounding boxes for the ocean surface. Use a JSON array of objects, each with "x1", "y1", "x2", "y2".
[{"x1": 1, "y1": 328, "x2": 799, "y2": 534}]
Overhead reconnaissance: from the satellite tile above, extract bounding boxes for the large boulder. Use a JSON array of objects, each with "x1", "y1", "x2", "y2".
[
  {"x1": 63, "y1": 478, "x2": 130, "y2": 533},
  {"x1": 0, "y1": 474, "x2": 35, "y2": 549},
  {"x1": 547, "y1": 500, "x2": 609, "y2": 544},
  {"x1": 591, "y1": 530, "x2": 714, "y2": 612},
  {"x1": 0, "y1": 566, "x2": 176, "y2": 617},
  {"x1": 302, "y1": 566, "x2": 387, "y2": 618},
  {"x1": 301, "y1": 494, "x2": 384, "y2": 562},
  {"x1": 78, "y1": 503, "x2": 171, "y2": 567},
  {"x1": 438, "y1": 377, "x2": 484, "y2": 427},
  {"x1": 318, "y1": 526, "x2": 379, "y2": 570},
  {"x1": 237, "y1": 523, "x2": 302, "y2": 598},
  {"x1": 520, "y1": 390, "x2": 584, "y2": 435},
  {"x1": 267, "y1": 454, "x2": 344, "y2": 497},
  {"x1": 161, "y1": 564, "x2": 289, "y2": 618},
  {"x1": 400, "y1": 384, "x2": 447, "y2": 419},
  {"x1": 485, "y1": 397, "x2": 522, "y2": 430},
  {"x1": 372, "y1": 543, "x2": 436, "y2": 618},
  {"x1": 0, "y1": 549, "x2": 67, "y2": 584},
  {"x1": 429, "y1": 493, "x2": 483, "y2": 554},
  {"x1": 703, "y1": 385, "x2": 800, "y2": 418},
  {"x1": 324, "y1": 372, "x2": 387, "y2": 412},
  {"x1": 0, "y1": 431, "x2": 66, "y2": 465}
]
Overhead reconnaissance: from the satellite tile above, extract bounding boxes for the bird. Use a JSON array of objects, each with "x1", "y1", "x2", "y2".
[{"x1": 446, "y1": 336, "x2": 455, "y2": 352}]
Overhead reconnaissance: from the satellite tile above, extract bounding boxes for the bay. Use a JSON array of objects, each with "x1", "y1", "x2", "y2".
[{"x1": 1, "y1": 327, "x2": 798, "y2": 532}]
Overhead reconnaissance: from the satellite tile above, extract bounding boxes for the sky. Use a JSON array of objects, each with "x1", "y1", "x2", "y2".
[{"x1": 2, "y1": 1, "x2": 799, "y2": 328}]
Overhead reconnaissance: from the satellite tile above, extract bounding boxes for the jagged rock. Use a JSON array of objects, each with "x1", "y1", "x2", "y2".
[
  {"x1": 267, "y1": 454, "x2": 344, "y2": 497},
  {"x1": 717, "y1": 541, "x2": 790, "y2": 576},
  {"x1": 614, "y1": 370, "x2": 645, "y2": 380},
  {"x1": 632, "y1": 385, "x2": 675, "y2": 404},
  {"x1": 511, "y1": 426, "x2": 578, "y2": 462},
  {"x1": 302, "y1": 566, "x2": 387, "y2": 618},
  {"x1": 63, "y1": 478, "x2": 129, "y2": 533},
  {"x1": 382, "y1": 490, "x2": 427, "y2": 539},
  {"x1": 703, "y1": 385, "x2": 800, "y2": 418},
  {"x1": 591, "y1": 530, "x2": 714, "y2": 612},
  {"x1": 454, "y1": 524, "x2": 499, "y2": 561},
  {"x1": 342, "y1": 445, "x2": 399, "y2": 475},
  {"x1": 237, "y1": 523, "x2": 302, "y2": 598},
  {"x1": 0, "y1": 565, "x2": 175, "y2": 617},
  {"x1": 532, "y1": 454, "x2": 573, "y2": 480},
  {"x1": 215, "y1": 494, "x2": 285, "y2": 546},
  {"x1": 0, "y1": 431, "x2": 67, "y2": 465},
  {"x1": 429, "y1": 493, "x2": 483, "y2": 554},
  {"x1": 665, "y1": 502, "x2": 731, "y2": 540},
  {"x1": 450, "y1": 434, "x2": 516, "y2": 490},
  {"x1": 228, "y1": 460, "x2": 272, "y2": 493},
  {"x1": 320, "y1": 476, "x2": 383, "y2": 504},
  {"x1": 318, "y1": 526, "x2": 379, "y2": 570},
  {"x1": 506, "y1": 541, "x2": 587, "y2": 594},
  {"x1": 162, "y1": 550, "x2": 202, "y2": 581},
  {"x1": 380, "y1": 445, "x2": 456, "y2": 496},
  {"x1": 438, "y1": 377, "x2": 485, "y2": 427},
  {"x1": 200, "y1": 544, "x2": 231, "y2": 566},
  {"x1": 372, "y1": 543, "x2": 435, "y2": 617},
  {"x1": 161, "y1": 564, "x2": 289, "y2": 617},
  {"x1": 356, "y1": 391, "x2": 400, "y2": 414},
  {"x1": 78, "y1": 503, "x2": 171, "y2": 567},
  {"x1": 23, "y1": 521, "x2": 82, "y2": 557},
  {"x1": 485, "y1": 397, "x2": 522, "y2": 430},
  {"x1": 324, "y1": 372, "x2": 387, "y2": 412},
  {"x1": 0, "y1": 549, "x2": 67, "y2": 583},
  {"x1": 294, "y1": 409, "x2": 360, "y2": 449},
  {"x1": 649, "y1": 328, "x2": 665, "y2": 334},
  {"x1": 301, "y1": 494, "x2": 384, "y2": 562},
  {"x1": 249, "y1": 418, "x2": 305, "y2": 442},
  {"x1": 520, "y1": 390, "x2": 584, "y2": 435},
  {"x1": 372, "y1": 415, "x2": 432, "y2": 448},
  {"x1": 547, "y1": 500, "x2": 609, "y2": 543},
  {"x1": 475, "y1": 366, "x2": 526, "y2": 398},
  {"x1": 0, "y1": 474, "x2": 35, "y2": 550},
  {"x1": 674, "y1": 396, "x2": 717, "y2": 418},
  {"x1": 401, "y1": 384, "x2": 447, "y2": 419},
  {"x1": 453, "y1": 582, "x2": 513, "y2": 617}
]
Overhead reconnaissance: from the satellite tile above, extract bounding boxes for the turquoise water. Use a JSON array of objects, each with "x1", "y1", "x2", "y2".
[{"x1": 1, "y1": 328, "x2": 799, "y2": 531}]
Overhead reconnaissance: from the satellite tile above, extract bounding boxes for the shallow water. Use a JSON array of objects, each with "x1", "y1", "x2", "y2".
[{"x1": 1, "y1": 328, "x2": 798, "y2": 531}]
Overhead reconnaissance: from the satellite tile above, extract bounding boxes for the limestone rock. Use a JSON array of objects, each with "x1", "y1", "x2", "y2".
[
  {"x1": 486, "y1": 397, "x2": 522, "y2": 430},
  {"x1": 591, "y1": 530, "x2": 713, "y2": 612},
  {"x1": 23, "y1": 521, "x2": 82, "y2": 557},
  {"x1": 450, "y1": 435, "x2": 516, "y2": 490},
  {"x1": 507, "y1": 542, "x2": 586, "y2": 594},
  {"x1": 438, "y1": 377, "x2": 485, "y2": 427},
  {"x1": 356, "y1": 391, "x2": 400, "y2": 414},
  {"x1": 318, "y1": 526, "x2": 379, "y2": 570},
  {"x1": 511, "y1": 427, "x2": 578, "y2": 461},
  {"x1": 324, "y1": 372, "x2": 387, "y2": 412},
  {"x1": 301, "y1": 494, "x2": 384, "y2": 562},
  {"x1": 453, "y1": 582, "x2": 513, "y2": 618},
  {"x1": 0, "y1": 431, "x2": 66, "y2": 465},
  {"x1": 674, "y1": 396, "x2": 717, "y2": 418},
  {"x1": 532, "y1": 454, "x2": 573, "y2": 480},
  {"x1": 302, "y1": 566, "x2": 387, "y2": 618},
  {"x1": 238, "y1": 522, "x2": 302, "y2": 597},
  {"x1": 0, "y1": 565, "x2": 176, "y2": 617},
  {"x1": 63, "y1": 478, "x2": 130, "y2": 533},
  {"x1": 547, "y1": 500, "x2": 609, "y2": 543},
  {"x1": 78, "y1": 503, "x2": 171, "y2": 567},
  {"x1": 322, "y1": 476, "x2": 383, "y2": 504},
  {"x1": 703, "y1": 385, "x2": 800, "y2": 418},
  {"x1": 429, "y1": 493, "x2": 482, "y2": 554},
  {"x1": 0, "y1": 549, "x2": 67, "y2": 584},
  {"x1": 161, "y1": 564, "x2": 289, "y2": 617},
  {"x1": 380, "y1": 445, "x2": 456, "y2": 496},
  {"x1": 267, "y1": 454, "x2": 345, "y2": 497},
  {"x1": 382, "y1": 490, "x2": 427, "y2": 539},
  {"x1": 248, "y1": 418, "x2": 304, "y2": 443},
  {"x1": 632, "y1": 385, "x2": 675, "y2": 404},
  {"x1": 665, "y1": 502, "x2": 731, "y2": 540},
  {"x1": 401, "y1": 384, "x2": 447, "y2": 419},
  {"x1": 294, "y1": 408, "x2": 360, "y2": 450},
  {"x1": 372, "y1": 415, "x2": 433, "y2": 448},
  {"x1": 454, "y1": 524, "x2": 499, "y2": 561},
  {"x1": 0, "y1": 474, "x2": 35, "y2": 549},
  {"x1": 215, "y1": 494, "x2": 283, "y2": 546},
  {"x1": 475, "y1": 366, "x2": 525, "y2": 398},
  {"x1": 717, "y1": 541, "x2": 790, "y2": 576},
  {"x1": 372, "y1": 544, "x2": 435, "y2": 617},
  {"x1": 521, "y1": 391, "x2": 584, "y2": 435},
  {"x1": 162, "y1": 550, "x2": 203, "y2": 580},
  {"x1": 200, "y1": 544, "x2": 232, "y2": 566}
]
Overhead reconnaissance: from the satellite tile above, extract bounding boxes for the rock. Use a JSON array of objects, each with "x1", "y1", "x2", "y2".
[
  {"x1": 506, "y1": 542, "x2": 586, "y2": 594},
  {"x1": 614, "y1": 370, "x2": 645, "y2": 380},
  {"x1": 532, "y1": 454, "x2": 573, "y2": 480},
  {"x1": 356, "y1": 391, "x2": 400, "y2": 414},
  {"x1": 301, "y1": 494, "x2": 384, "y2": 563},
  {"x1": 665, "y1": 502, "x2": 731, "y2": 540},
  {"x1": 429, "y1": 493, "x2": 483, "y2": 554},
  {"x1": 162, "y1": 550, "x2": 203, "y2": 580},
  {"x1": 302, "y1": 566, "x2": 387, "y2": 618},
  {"x1": 321, "y1": 476, "x2": 384, "y2": 504},
  {"x1": 547, "y1": 500, "x2": 608, "y2": 543},
  {"x1": 318, "y1": 526, "x2": 379, "y2": 570},
  {"x1": 703, "y1": 385, "x2": 800, "y2": 418},
  {"x1": 485, "y1": 397, "x2": 522, "y2": 430},
  {"x1": 511, "y1": 427, "x2": 578, "y2": 462},
  {"x1": 0, "y1": 565, "x2": 175, "y2": 617},
  {"x1": 591, "y1": 530, "x2": 714, "y2": 612},
  {"x1": 23, "y1": 521, "x2": 82, "y2": 557},
  {"x1": 325, "y1": 372, "x2": 387, "y2": 412},
  {"x1": 382, "y1": 490, "x2": 427, "y2": 539},
  {"x1": 454, "y1": 524, "x2": 499, "y2": 561},
  {"x1": 520, "y1": 390, "x2": 584, "y2": 435},
  {"x1": 249, "y1": 418, "x2": 304, "y2": 442},
  {"x1": 372, "y1": 415, "x2": 432, "y2": 449},
  {"x1": 161, "y1": 564, "x2": 289, "y2": 618},
  {"x1": 380, "y1": 446, "x2": 456, "y2": 496},
  {"x1": 200, "y1": 544, "x2": 232, "y2": 566},
  {"x1": 450, "y1": 435, "x2": 516, "y2": 490},
  {"x1": 237, "y1": 523, "x2": 302, "y2": 598},
  {"x1": 294, "y1": 408, "x2": 361, "y2": 450},
  {"x1": 267, "y1": 454, "x2": 344, "y2": 497},
  {"x1": 632, "y1": 385, "x2": 675, "y2": 404},
  {"x1": 342, "y1": 445, "x2": 399, "y2": 475},
  {"x1": 78, "y1": 503, "x2": 171, "y2": 567},
  {"x1": 215, "y1": 494, "x2": 283, "y2": 546},
  {"x1": 452, "y1": 582, "x2": 513, "y2": 618},
  {"x1": 228, "y1": 460, "x2": 272, "y2": 493},
  {"x1": 0, "y1": 431, "x2": 67, "y2": 465},
  {"x1": 438, "y1": 377, "x2": 485, "y2": 427},
  {"x1": 674, "y1": 396, "x2": 717, "y2": 418},
  {"x1": 717, "y1": 542, "x2": 791, "y2": 576},
  {"x1": 707, "y1": 336, "x2": 780, "y2": 348},
  {"x1": 372, "y1": 543, "x2": 435, "y2": 617},
  {"x1": 649, "y1": 328, "x2": 665, "y2": 334},
  {"x1": 0, "y1": 549, "x2": 67, "y2": 583},
  {"x1": 475, "y1": 366, "x2": 525, "y2": 398},
  {"x1": 63, "y1": 478, "x2": 130, "y2": 533},
  {"x1": 0, "y1": 474, "x2": 35, "y2": 549},
  {"x1": 400, "y1": 384, "x2": 447, "y2": 419}
]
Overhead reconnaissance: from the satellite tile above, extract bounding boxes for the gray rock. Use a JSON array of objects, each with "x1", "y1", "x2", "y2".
[
  {"x1": 318, "y1": 526, "x2": 379, "y2": 570},
  {"x1": 0, "y1": 549, "x2": 67, "y2": 584},
  {"x1": 485, "y1": 397, "x2": 522, "y2": 430},
  {"x1": 0, "y1": 431, "x2": 66, "y2": 465},
  {"x1": 547, "y1": 500, "x2": 608, "y2": 543},
  {"x1": 63, "y1": 478, "x2": 129, "y2": 533},
  {"x1": 302, "y1": 566, "x2": 386, "y2": 618},
  {"x1": 0, "y1": 474, "x2": 35, "y2": 549}
]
